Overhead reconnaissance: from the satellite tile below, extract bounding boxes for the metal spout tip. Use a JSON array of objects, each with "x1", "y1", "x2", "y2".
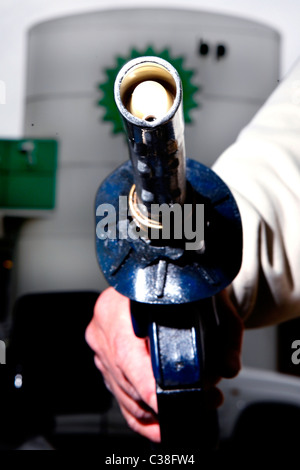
[
  {"x1": 114, "y1": 56, "x2": 186, "y2": 215},
  {"x1": 114, "y1": 56, "x2": 183, "y2": 128}
]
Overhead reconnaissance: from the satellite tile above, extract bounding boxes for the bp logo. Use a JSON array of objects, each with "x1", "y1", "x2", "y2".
[{"x1": 98, "y1": 46, "x2": 200, "y2": 134}]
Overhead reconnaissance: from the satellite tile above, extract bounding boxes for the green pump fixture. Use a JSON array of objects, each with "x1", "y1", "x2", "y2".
[{"x1": 0, "y1": 139, "x2": 58, "y2": 210}]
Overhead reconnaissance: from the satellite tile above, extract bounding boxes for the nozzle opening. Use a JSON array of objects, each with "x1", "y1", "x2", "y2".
[
  {"x1": 117, "y1": 60, "x2": 179, "y2": 124},
  {"x1": 145, "y1": 115, "x2": 156, "y2": 122}
]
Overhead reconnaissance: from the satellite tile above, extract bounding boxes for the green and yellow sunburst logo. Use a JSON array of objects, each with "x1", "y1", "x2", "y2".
[{"x1": 98, "y1": 46, "x2": 200, "y2": 134}]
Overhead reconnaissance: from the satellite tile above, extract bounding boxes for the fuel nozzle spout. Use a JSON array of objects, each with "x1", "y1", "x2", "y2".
[
  {"x1": 96, "y1": 55, "x2": 242, "y2": 304},
  {"x1": 114, "y1": 57, "x2": 186, "y2": 227}
]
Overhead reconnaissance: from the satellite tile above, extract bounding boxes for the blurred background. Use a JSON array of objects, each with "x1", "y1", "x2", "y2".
[{"x1": 1, "y1": 0, "x2": 300, "y2": 452}]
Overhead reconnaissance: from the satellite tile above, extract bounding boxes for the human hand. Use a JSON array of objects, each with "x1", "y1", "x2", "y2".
[
  {"x1": 85, "y1": 287, "x2": 160, "y2": 442},
  {"x1": 85, "y1": 287, "x2": 244, "y2": 443}
]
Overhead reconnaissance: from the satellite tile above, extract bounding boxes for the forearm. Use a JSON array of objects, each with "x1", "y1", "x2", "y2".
[{"x1": 213, "y1": 59, "x2": 300, "y2": 327}]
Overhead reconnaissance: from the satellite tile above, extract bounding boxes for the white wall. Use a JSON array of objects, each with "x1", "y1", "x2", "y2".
[{"x1": 0, "y1": 0, "x2": 300, "y2": 138}]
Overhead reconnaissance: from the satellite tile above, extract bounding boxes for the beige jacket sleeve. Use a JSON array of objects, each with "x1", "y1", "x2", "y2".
[{"x1": 212, "y1": 59, "x2": 300, "y2": 328}]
